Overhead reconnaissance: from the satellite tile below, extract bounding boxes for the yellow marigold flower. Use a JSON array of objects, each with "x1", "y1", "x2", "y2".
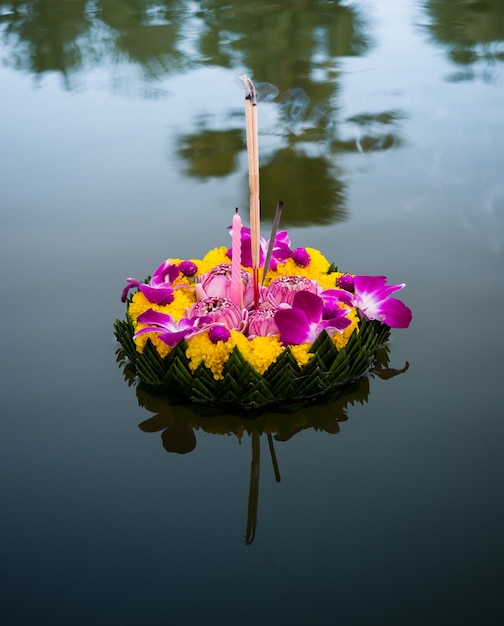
[
  {"x1": 133, "y1": 332, "x2": 171, "y2": 358},
  {"x1": 263, "y1": 248, "x2": 332, "y2": 287},
  {"x1": 318, "y1": 272, "x2": 339, "y2": 291},
  {"x1": 185, "y1": 331, "x2": 237, "y2": 380},
  {"x1": 232, "y1": 334, "x2": 284, "y2": 375},
  {"x1": 290, "y1": 343, "x2": 314, "y2": 368},
  {"x1": 197, "y1": 247, "x2": 230, "y2": 274},
  {"x1": 165, "y1": 287, "x2": 196, "y2": 321},
  {"x1": 303, "y1": 247, "x2": 331, "y2": 278},
  {"x1": 332, "y1": 307, "x2": 360, "y2": 350},
  {"x1": 128, "y1": 291, "x2": 163, "y2": 321},
  {"x1": 128, "y1": 292, "x2": 175, "y2": 358},
  {"x1": 263, "y1": 258, "x2": 296, "y2": 285},
  {"x1": 185, "y1": 331, "x2": 284, "y2": 379}
]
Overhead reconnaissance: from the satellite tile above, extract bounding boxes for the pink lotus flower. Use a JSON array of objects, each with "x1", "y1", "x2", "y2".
[
  {"x1": 187, "y1": 296, "x2": 247, "y2": 332},
  {"x1": 196, "y1": 264, "x2": 256, "y2": 310},
  {"x1": 247, "y1": 304, "x2": 279, "y2": 338},
  {"x1": 266, "y1": 275, "x2": 319, "y2": 306}
]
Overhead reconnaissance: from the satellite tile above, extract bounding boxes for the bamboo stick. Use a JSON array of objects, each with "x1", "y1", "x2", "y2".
[{"x1": 239, "y1": 75, "x2": 260, "y2": 306}]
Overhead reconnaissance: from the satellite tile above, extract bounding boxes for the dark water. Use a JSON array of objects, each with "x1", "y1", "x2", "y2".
[{"x1": 1, "y1": 1, "x2": 504, "y2": 624}]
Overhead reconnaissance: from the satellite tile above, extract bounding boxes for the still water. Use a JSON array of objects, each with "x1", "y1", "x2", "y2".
[{"x1": 1, "y1": 1, "x2": 504, "y2": 624}]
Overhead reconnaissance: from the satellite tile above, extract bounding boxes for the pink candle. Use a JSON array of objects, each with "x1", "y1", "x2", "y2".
[{"x1": 230, "y1": 209, "x2": 243, "y2": 307}]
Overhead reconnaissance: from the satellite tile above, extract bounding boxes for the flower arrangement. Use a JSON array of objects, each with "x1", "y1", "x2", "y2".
[
  {"x1": 114, "y1": 76, "x2": 412, "y2": 411},
  {"x1": 114, "y1": 224, "x2": 412, "y2": 410}
]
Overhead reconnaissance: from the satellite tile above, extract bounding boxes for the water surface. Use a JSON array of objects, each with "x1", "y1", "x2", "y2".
[{"x1": 1, "y1": 2, "x2": 503, "y2": 624}]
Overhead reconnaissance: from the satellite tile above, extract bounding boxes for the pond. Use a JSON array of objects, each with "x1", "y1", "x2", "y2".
[{"x1": 1, "y1": 1, "x2": 504, "y2": 624}]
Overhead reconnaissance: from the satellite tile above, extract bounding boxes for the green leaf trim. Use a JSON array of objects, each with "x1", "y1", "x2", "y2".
[{"x1": 114, "y1": 315, "x2": 391, "y2": 410}]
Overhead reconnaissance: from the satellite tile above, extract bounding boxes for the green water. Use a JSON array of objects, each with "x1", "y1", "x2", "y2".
[{"x1": 1, "y1": 2, "x2": 503, "y2": 624}]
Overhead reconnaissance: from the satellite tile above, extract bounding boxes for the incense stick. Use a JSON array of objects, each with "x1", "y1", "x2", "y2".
[{"x1": 262, "y1": 200, "x2": 284, "y2": 285}]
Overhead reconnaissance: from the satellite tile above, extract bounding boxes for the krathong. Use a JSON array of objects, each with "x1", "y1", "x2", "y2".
[{"x1": 114, "y1": 76, "x2": 412, "y2": 411}]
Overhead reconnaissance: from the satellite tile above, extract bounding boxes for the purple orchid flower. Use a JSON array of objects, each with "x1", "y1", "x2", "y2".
[
  {"x1": 265, "y1": 230, "x2": 293, "y2": 267},
  {"x1": 352, "y1": 276, "x2": 412, "y2": 328},
  {"x1": 121, "y1": 260, "x2": 180, "y2": 305},
  {"x1": 133, "y1": 309, "x2": 209, "y2": 347},
  {"x1": 227, "y1": 227, "x2": 293, "y2": 270},
  {"x1": 323, "y1": 276, "x2": 412, "y2": 328},
  {"x1": 274, "y1": 291, "x2": 352, "y2": 345}
]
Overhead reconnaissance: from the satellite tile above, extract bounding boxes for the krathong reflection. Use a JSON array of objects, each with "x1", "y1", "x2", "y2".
[{"x1": 117, "y1": 345, "x2": 409, "y2": 544}]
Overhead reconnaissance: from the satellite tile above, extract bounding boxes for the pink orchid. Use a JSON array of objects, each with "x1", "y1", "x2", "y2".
[
  {"x1": 274, "y1": 291, "x2": 352, "y2": 345},
  {"x1": 133, "y1": 309, "x2": 209, "y2": 347},
  {"x1": 121, "y1": 260, "x2": 180, "y2": 305},
  {"x1": 227, "y1": 227, "x2": 293, "y2": 270},
  {"x1": 323, "y1": 276, "x2": 412, "y2": 328}
]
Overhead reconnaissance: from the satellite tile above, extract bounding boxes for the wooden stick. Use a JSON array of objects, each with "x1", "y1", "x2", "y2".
[{"x1": 239, "y1": 75, "x2": 260, "y2": 306}]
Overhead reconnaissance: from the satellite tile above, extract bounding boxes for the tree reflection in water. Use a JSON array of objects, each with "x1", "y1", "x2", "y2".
[
  {"x1": 0, "y1": 1, "x2": 409, "y2": 226},
  {"x1": 422, "y1": 0, "x2": 504, "y2": 83}
]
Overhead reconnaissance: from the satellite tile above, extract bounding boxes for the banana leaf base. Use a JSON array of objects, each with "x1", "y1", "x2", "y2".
[{"x1": 114, "y1": 317, "x2": 391, "y2": 412}]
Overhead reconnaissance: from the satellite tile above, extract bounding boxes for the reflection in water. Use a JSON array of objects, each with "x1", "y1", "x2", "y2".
[
  {"x1": 0, "y1": 1, "x2": 407, "y2": 226},
  {"x1": 422, "y1": 0, "x2": 504, "y2": 82},
  {"x1": 175, "y1": 94, "x2": 406, "y2": 226},
  {"x1": 0, "y1": 0, "x2": 369, "y2": 88},
  {"x1": 0, "y1": 0, "x2": 193, "y2": 86},
  {"x1": 258, "y1": 147, "x2": 346, "y2": 225},
  {"x1": 177, "y1": 128, "x2": 245, "y2": 179},
  {"x1": 119, "y1": 346, "x2": 409, "y2": 544}
]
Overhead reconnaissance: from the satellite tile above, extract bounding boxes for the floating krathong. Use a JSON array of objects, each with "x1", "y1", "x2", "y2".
[{"x1": 114, "y1": 76, "x2": 412, "y2": 411}]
